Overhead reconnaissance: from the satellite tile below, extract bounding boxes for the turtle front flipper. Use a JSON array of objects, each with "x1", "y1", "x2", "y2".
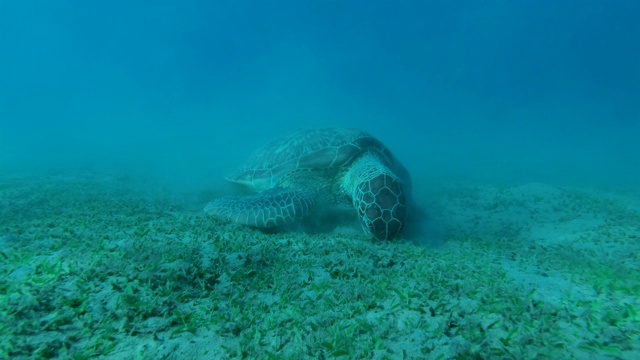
[{"x1": 205, "y1": 188, "x2": 315, "y2": 228}]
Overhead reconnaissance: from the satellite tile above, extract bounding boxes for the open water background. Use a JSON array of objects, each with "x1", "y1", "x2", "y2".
[{"x1": 1, "y1": 1, "x2": 638, "y2": 191}]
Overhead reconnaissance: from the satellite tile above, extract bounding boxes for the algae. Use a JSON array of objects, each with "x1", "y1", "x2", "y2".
[{"x1": 1, "y1": 174, "x2": 638, "y2": 359}]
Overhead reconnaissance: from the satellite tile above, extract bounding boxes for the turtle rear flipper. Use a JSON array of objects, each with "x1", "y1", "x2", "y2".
[{"x1": 205, "y1": 188, "x2": 315, "y2": 228}]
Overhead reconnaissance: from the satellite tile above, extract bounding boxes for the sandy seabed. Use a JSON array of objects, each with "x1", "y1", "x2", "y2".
[{"x1": 1, "y1": 172, "x2": 639, "y2": 359}]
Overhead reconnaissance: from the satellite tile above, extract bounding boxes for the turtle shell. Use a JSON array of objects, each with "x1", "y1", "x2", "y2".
[{"x1": 227, "y1": 128, "x2": 397, "y2": 191}]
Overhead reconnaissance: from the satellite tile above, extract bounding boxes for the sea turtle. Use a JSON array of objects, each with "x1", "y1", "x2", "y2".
[{"x1": 205, "y1": 128, "x2": 412, "y2": 240}]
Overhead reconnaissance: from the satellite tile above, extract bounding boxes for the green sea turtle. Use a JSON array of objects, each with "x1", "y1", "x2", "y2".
[{"x1": 205, "y1": 128, "x2": 411, "y2": 240}]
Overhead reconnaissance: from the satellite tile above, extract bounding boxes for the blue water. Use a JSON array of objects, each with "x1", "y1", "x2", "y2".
[{"x1": 1, "y1": 1, "x2": 639, "y2": 189}]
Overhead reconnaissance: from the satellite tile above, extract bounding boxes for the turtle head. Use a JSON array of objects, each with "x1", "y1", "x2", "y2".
[
  {"x1": 353, "y1": 173, "x2": 407, "y2": 240},
  {"x1": 345, "y1": 153, "x2": 407, "y2": 240}
]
